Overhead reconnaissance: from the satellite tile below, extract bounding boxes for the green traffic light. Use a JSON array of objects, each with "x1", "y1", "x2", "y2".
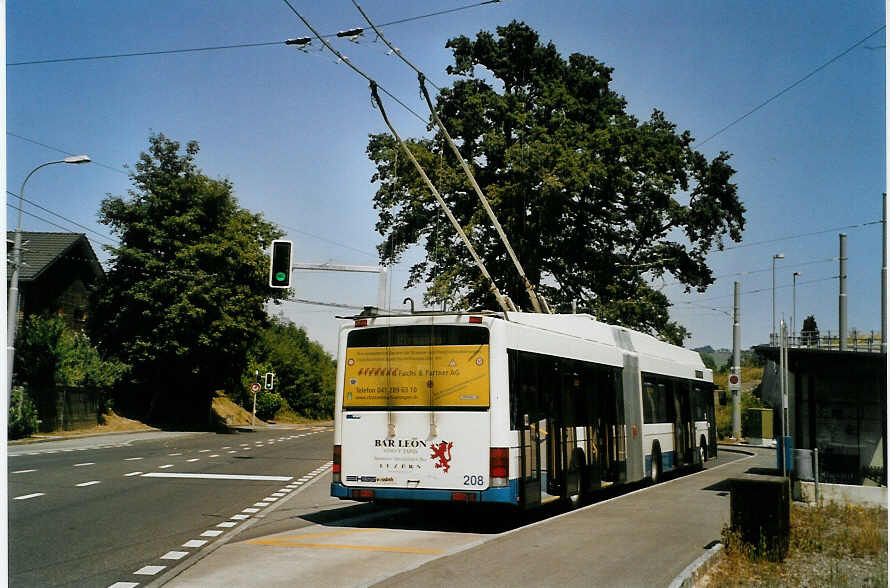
[{"x1": 275, "y1": 271, "x2": 287, "y2": 282}]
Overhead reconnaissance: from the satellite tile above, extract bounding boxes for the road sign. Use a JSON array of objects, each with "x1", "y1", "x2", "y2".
[
  {"x1": 728, "y1": 369, "x2": 741, "y2": 392},
  {"x1": 250, "y1": 382, "x2": 261, "y2": 393}
]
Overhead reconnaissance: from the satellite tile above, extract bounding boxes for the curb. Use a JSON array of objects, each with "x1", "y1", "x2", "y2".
[
  {"x1": 668, "y1": 543, "x2": 724, "y2": 588},
  {"x1": 7, "y1": 427, "x2": 163, "y2": 445}
]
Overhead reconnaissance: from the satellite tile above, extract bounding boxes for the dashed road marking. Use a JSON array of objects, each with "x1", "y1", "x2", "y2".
[
  {"x1": 14, "y1": 493, "x2": 45, "y2": 500},
  {"x1": 209, "y1": 454, "x2": 220, "y2": 457},
  {"x1": 159, "y1": 464, "x2": 174, "y2": 469},
  {"x1": 124, "y1": 457, "x2": 143, "y2": 461},
  {"x1": 217, "y1": 521, "x2": 237, "y2": 528},
  {"x1": 124, "y1": 471, "x2": 143, "y2": 477},
  {"x1": 183, "y1": 539, "x2": 208, "y2": 548},
  {"x1": 12, "y1": 469, "x2": 36, "y2": 474},
  {"x1": 231, "y1": 514, "x2": 250, "y2": 520},
  {"x1": 201, "y1": 530, "x2": 223, "y2": 537},
  {"x1": 74, "y1": 462, "x2": 95, "y2": 467},
  {"x1": 134, "y1": 565, "x2": 166, "y2": 575},
  {"x1": 199, "y1": 449, "x2": 210, "y2": 453},
  {"x1": 76, "y1": 481, "x2": 101, "y2": 487},
  {"x1": 187, "y1": 458, "x2": 200, "y2": 462},
  {"x1": 168, "y1": 453, "x2": 182, "y2": 456},
  {"x1": 160, "y1": 551, "x2": 189, "y2": 560},
  {"x1": 108, "y1": 582, "x2": 139, "y2": 588},
  {"x1": 243, "y1": 508, "x2": 260, "y2": 513}
]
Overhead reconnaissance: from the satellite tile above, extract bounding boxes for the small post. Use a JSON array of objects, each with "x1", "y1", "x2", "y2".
[
  {"x1": 732, "y1": 281, "x2": 742, "y2": 439},
  {"x1": 814, "y1": 448, "x2": 820, "y2": 504}
]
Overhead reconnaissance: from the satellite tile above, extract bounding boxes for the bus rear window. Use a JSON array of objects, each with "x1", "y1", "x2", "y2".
[
  {"x1": 347, "y1": 325, "x2": 488, "y2": 347},
  {"x1": 343, "y1": 325, "x2": 489, "y2": 410}
]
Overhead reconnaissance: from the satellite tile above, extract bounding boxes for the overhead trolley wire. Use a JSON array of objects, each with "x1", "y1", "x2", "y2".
[
  {"x1": 280, "y1": 0, "x2": 514, "y2": 314},
  {"x1": 7, "y1": 1, "x2": 503, "y2": 67},
  {"x1": 6, "y1": 190, "x2": 118, "y2": 245},
  {"x1": 722, "y1": 219, "x2": 882, "y2": 251},
  {"x1": 699, "y1": 24, "x2": 886, "y2": 147}
]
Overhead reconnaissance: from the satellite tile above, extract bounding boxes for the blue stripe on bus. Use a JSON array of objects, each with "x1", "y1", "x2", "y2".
[
  {"x1": 331, "y1": 479, "x2": 519, "y2": 504},
  {"x1": 644, "y1": 450, "x2": 677, "y2": 477}
]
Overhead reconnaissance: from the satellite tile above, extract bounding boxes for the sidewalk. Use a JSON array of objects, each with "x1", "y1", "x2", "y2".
[{"x1": 161, "y1": 447, "x2": 773, "y2": 588}]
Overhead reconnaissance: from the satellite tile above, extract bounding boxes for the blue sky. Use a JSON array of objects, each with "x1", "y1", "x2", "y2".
[{"x1": 6, "y1": 1, "x2": 886, "y2": 354}]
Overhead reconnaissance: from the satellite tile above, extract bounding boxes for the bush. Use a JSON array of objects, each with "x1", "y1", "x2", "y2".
[
  {"x1": 9, "y1": 386, "x2": 39, "y2": 439},
  {"x1": 255, "y1": 392, "x2": 283, "y2": 421}
]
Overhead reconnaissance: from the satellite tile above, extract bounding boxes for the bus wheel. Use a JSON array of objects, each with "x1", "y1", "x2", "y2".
[{"x1": 650, "y1": 443, "x2": 662, "y2": 484}]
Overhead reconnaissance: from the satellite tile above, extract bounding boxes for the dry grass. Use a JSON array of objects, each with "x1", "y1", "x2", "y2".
[
  {"x1": 211, "y1": 395, "x2": 264, "y2": 426},
  {"x1": 713, "y1": 366, "x2": 764, "y2": 391},
  {"x1": 20, "y1": 410, "x2": 158, "y2": 441},
  {"x1": 703, "y1": 502, "x2": 888, "y2": 587}
]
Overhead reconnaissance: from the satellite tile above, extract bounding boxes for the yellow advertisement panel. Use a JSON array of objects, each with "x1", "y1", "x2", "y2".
[{"x1": 343, "y1": 345, "x2": 490, "y2": 408}]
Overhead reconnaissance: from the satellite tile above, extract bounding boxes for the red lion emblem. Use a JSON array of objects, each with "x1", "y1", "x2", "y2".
[{"x1": 430, "y1": 441, "x2": 453, "y2": 473}]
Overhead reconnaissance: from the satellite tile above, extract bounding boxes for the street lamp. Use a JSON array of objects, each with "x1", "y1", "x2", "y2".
[
  {"x1": 771, "y1": 253, "x2": 784, "y2": 344},
  {"x1": 792, "y1": 271, "x2": 801, "y2": 343},
  {"x1": 7, "y1": 155, "x2": 91, "y2": 398}
]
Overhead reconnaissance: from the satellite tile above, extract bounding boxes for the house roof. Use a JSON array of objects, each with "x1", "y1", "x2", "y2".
[{"x1": 6, "y1": 231, "x2": 104, "y2": 282}]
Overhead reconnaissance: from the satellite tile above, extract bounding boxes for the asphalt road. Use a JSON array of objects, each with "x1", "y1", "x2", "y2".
[{"x1": 8, "y1": 425, "x2": 333, "y2": 588}]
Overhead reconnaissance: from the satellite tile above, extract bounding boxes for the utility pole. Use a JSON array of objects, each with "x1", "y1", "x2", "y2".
[
  {"x1": 732, "y1": 281, "x2": 742, "y2": 439},
  {"x1": 882, "y1": 193, "x2": 886, "y2": 353},
  {"x1": 839, "y1": 233, "x2": 847, "y2": 351}
]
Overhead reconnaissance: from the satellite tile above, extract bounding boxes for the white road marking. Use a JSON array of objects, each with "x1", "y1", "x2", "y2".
[
  {"x1": 142, "y1": 472, "x2": 293, "y2": 481},
  {"x1": 271, "y1": 492, "x2": 285, "y2": 497},
  {"x1": 227, "y1": 450, "x2": 237, "y2": 454},
  {"x1": 124, "y1": 457, "x2": 143, "y2": 461},
  {"x1": 134, "y1": 565, "x2": 166, "y2": 575},
  {"x1": 158, "y1": 464, "x2": 173, "y2": 469},
  {"x1": 242, "y1": 508, "x2": 260, "y2": 513},
  {"x1": 76, "y1": 481, "x2": 101, "y2": 487},
  {"x1": 186, "y1": 458, "x2": 199, "y2": 462},
  {"x1": 108, "y1": 582, "x2": 140, "y2": 588},
  {"x1": 183, "y1": 539, "x2": 208, "y2": 548},
  {"x1": 264, "y1": 497, "x2": 279, "y2": 502},
  {"x1": 231, "y1": 514, "x2": 250, "y2": 520},
  {"x1": 161, "y1": 551, "x2": 189, "y2": 560},
  {"x1": 14, "y1": 493, "x2": 45, "y2": 500},
  {"x1": 209, "y1": 454, "x2": 220, "y2": 458},
  {"x1": 124, "y1": 471, "x2": 143, "y2": 477},
  {"x1": 217, "y1": 521, "x2": 237, "y2": 528},
  {"x1": 12, "y1": 469, "x2": 36, "y2": 474},
  {"x1": 222, "y1": 446, "x2": 231, "y2": 449},
  {"x1": 74, "y1": 462, "x2": 95, "y2": 467},
  {"x1": 199, "y1": 449, "x2": 210, "y2": 453},
  {"x1": 168, "y1": 453, "x2": 182, "y2": 456},
  {"x1": 253, "y1": 502, "x2": 270, "y2": 507},
  {"x1": 201, "y1": 530, "x2": 223, "y2": 537}
]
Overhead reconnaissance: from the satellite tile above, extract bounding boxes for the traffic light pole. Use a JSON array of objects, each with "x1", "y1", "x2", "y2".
[{"x1": 291, "y1": 263, "x2": 389, "y2": 311}]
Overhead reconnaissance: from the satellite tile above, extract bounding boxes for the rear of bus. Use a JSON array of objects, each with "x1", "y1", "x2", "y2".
[{"x1": 330, "y1": 314, "x2": 515, "y2": 505}]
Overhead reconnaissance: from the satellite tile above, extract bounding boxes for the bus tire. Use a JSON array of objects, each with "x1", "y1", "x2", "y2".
[{"x1": 650, "y1": 442, "x2": 662, "y2": 484}]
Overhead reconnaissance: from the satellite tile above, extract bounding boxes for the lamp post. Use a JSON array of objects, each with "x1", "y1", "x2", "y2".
[
  {"x1": 771, "y1": 253, "x2": 784, "y2": 344},
  {"x1": 792, "y1": 271, "x2": 801, "y2": 343},
  {"x1": 7, "y1": 156, "x2": 91, "y2": 398}
]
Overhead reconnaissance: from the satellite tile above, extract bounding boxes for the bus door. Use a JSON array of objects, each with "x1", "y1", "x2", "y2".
[
  {"x1": 519, "y1": 413, "x2": 544, "y2": 508},
  {"x1": 671, "y1": 381, "x2": 694, "y2": 465}
]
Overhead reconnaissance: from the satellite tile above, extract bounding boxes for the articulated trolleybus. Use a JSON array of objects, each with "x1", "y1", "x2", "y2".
[{"x1": 331, "y1": 311, "x2": 716, "y2": 509}]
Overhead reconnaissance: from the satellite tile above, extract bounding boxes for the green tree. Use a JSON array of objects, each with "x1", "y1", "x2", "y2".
[
  {"x1": 801, "y1": 315, "x2": 819, "y2": 346},
  {"x1": 89, "y1": 134, "x2": 284, "y2": 425},
  {"x1": 368, "y1": 22, "x2": 744, "y2": 344},
  {"x1": 243, "y1": 317, "x2": 335, "y2": 419},
  {"x1": 700, "y1": 353, "x2": 717, "y2": 371}
]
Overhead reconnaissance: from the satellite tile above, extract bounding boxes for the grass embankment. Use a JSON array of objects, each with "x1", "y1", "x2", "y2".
[
  {"x1": 703, "y1": 502, "x2": 888, "y2": 587},
  {"x1": 713, "y1": 366, "x2": 764, "y2": 391}
]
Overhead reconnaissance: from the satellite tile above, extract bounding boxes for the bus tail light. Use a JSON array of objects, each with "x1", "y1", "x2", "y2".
[
  {"x1": 490, "y1": 447, "x2": 509, "y2": 487},
  {"x1": 332, "y1": 445, "x2": 341, "y2": 483},
  {"x1": 351, "y1": 489, "x2": 375, "y2": 500},
  {"x1": 451, "y1": 492, "x2": 477, "y2": 502},
  {"x1": 469, "y1": 316, "x2": 483, "y2": 324}
]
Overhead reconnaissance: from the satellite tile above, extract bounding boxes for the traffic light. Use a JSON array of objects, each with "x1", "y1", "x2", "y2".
[
  {"x1": 269, "y1": 240, "x2": 293, "y2": 288},
  {"x1": 265, "y1": 372, "x2": 274, "y2": 390}
]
